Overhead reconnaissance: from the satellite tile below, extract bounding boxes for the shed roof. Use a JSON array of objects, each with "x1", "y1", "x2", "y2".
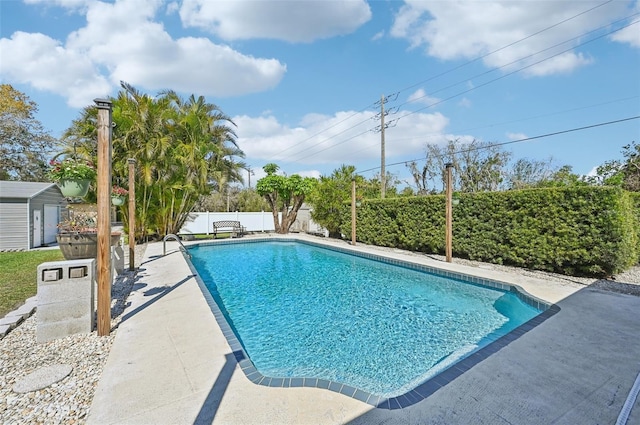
[{"x1": 0, "y1": 181, "x2": 57, "y2": 199}]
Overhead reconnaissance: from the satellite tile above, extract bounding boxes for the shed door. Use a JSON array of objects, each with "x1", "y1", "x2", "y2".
[
  {"x1": 44, "y1": 205, "x2": 59, "y2": 244},
  {"x1": 33, "y1": 210, "x2": 42, "y2": 248}
]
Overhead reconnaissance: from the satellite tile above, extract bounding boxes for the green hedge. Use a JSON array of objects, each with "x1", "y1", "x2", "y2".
[{"x1": 342, "y1": 187, "x2": 639, "y2": 277}]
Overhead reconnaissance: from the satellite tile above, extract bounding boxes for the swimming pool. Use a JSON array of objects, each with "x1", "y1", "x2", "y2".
[{"x1": 188, "y1": 239, "x2": 550, "y2": 406}]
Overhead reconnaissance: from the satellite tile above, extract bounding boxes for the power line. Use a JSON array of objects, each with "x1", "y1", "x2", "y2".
[
  {"x1": 274, "y1": 14, "x2": 639, "y2": 166},
  {"x1": 386, "y1": 95, "x2": 640, "y2": 143},
  {"x1": 391, "y1": 0, "x2": 616, "y2": 97},
  {"x1": 269, "y1": 1, "x2": 627, "y2": 165},
  {"x1": 396, "y1": 16, "x2": 640, "y2": 115},
  {"x1": 263, "y1": 101, "x2": 379, "y2": 162},
  {"x1": 358, "y1": 116, "x2": 640, "y2": 174}
]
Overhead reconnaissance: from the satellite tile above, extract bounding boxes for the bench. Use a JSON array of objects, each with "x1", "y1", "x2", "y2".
[{"x1": 212, "y1": 220, "x2": 245, "y2": 239}]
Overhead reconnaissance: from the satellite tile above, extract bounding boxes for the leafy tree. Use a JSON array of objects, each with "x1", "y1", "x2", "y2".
[
  {"x1": 307, "y1": 165, "x2": 358, "y2": 238},
  {"x1": 619, "y1": 142, "x2": 640, "y2": 191},
  {"x1": 408, "y1": 139, "x2": 511, "y2": 193},
  {"x1": 589, "y1": 142, "x2": 640, "y2": 191},
  {"x1": 236, "y1": 188, "x2": 270, "y2": 212},
  {"x1": 506, "y1": 157, "x2": 559, "y2": 189},
  {"x1": 196, "y1": 187, "x2": 268, "y2": 212},
  {"x1": 256, "y1": 163, "x2": 316, "y2": 234},
  {"x1": 0, "y1": 84, "x2": 57, "y2": 181},
  {"x1": 363, "y1": 171, "x2": 400, "y2": 198},
  {"x1": 536, "y1": 165, "x2": 588, "y2": 188},
  {"x1": 307, "y1": 166, "x2": 406, "y2": 238},
  {"x1": 60, "y1": 81, "x2": 244, "y2": 240}
]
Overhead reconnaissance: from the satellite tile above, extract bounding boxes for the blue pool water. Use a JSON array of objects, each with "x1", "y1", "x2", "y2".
[{"x1": 189, "y1": 241, "x2": 541, "y2": 398}]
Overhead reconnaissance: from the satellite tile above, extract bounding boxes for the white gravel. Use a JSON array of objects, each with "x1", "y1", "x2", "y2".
[
  {"x1": 0, "y1": 244, "x2": 145, "y2": 425},
  {"x1": 1, "y1": 241, "x2": 638, "y2": 424}
]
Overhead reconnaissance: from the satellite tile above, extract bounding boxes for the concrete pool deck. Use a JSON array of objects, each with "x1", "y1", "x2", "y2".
[{"x1": 87, "y1": 234, "x2": 640, "y2": 424}]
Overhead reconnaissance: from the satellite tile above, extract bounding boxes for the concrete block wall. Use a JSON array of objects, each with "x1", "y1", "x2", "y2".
[{"x1": 36, "y1": 259, "x2": 95, "y2": 343}]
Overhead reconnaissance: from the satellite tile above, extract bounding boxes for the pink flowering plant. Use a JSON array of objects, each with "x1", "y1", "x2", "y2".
[
  {"x1": 48, "y1": 158, "x2": 96, "y2": 182},
  {"x1": 112, "y1": 185, "x2": 128, "y2": 197}
]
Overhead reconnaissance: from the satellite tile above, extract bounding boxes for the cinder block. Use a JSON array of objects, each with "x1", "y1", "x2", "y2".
[
  {"x1": 38, "y1": 278, "x2": 94, "y2": 303},
  {"x1": 36, "y1": 318, "x2": 94, "y2": 343},
  {"x1": 37, "y1": 298, "x2": 94, "y2": 323},
  {"x1": 36, "y1": 259, "x2": 96, "y2": 343}
]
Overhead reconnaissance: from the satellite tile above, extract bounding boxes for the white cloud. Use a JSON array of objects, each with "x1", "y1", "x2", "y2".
[
  {"x1": 295, "y1": 170, "x2": 322, "y2": 179},
  {"x1": 612, "y1": 23, "x2": 640, "y2": 47},
  {"x1": 372, "y1": 30, "x2": 385, "y2": 41},
  {"x1": 24, "y1": 0, "x2": 91, "y2": 9},
  {"x1": 1, "y1": 0, "x2": 286, "y2": 106},
  {"x1": 407, "y1": 88, "x2": 441, "y2": 107},
  {"x1": 233, "y1": 110, "x2": 450, "y2": 165},
  {"x1": 179, "y1": 0, "x2": 371, "y2": 42},
  {"x1": 611, "y1": 8, "x2": 640, "y2": 48},
  {"x1": 586, "y1": 165, "x2": 599, "y2": 177},
  {"x1": 0, "y1": 31, "x2": 111, "y2": 107},
  {"x1": 458, "y1": 97, "x2": 472, "y2": 108},
  {"x1": 391, "y1": 0, "x2": 630, "y2": 76},
  {"x1": 507, "y1": 132, "x2": 528, "y2": 141}
]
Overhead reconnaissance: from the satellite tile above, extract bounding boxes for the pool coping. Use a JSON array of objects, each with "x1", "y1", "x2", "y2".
[{"x1": 184, "y1": 236, "x2": 560, "y2": 409}]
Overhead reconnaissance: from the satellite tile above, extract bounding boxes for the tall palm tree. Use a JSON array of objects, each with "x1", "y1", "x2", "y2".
[{"x1": 58, "y1": 82, "x2": 244, "y2": 240}]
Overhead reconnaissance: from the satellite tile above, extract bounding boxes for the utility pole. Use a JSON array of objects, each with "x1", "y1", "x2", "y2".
[
  {"x1": 445, "y1": 163, "x2": 453, "y2": 263},
  {"x1": 380, "y1": 94, "x2": 386, "y2": 199},
  {"x1": 247, "y1": 167, "x2": 253, "y2": 188}
]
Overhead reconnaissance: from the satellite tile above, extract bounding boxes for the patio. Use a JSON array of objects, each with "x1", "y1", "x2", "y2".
[{"x1": 87, "y1": 235, "x2": 640, "y2": 424}]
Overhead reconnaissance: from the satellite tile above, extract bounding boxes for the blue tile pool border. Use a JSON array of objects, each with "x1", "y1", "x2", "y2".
[{"x1": 185, "y1": 237, "x2": 560, "y2": 409}]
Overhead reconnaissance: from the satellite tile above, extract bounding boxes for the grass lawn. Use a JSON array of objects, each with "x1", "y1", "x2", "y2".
[{"x1": 0, "y1": 250, "x2": 64, "y2": 317}]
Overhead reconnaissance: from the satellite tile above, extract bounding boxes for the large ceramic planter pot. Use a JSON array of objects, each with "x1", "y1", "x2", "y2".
[
  {"x1": 111, "y1": 196, "x2": 125, "y2": 206},
  {"x1": 57, "y1": 232, "x2": 121, "y2": 260},
  {"x1": 57, "y1": 179, "x2": 91, "y2": 198}
]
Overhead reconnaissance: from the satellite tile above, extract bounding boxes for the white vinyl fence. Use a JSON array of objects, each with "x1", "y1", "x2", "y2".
[{"x1": 178, "y1": 210, "x2": 328, "y2": 237}]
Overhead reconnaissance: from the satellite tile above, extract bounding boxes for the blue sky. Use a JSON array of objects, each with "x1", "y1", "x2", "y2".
[{"x1": 1, "y1": 0, "x2": 639, "y2": 189}]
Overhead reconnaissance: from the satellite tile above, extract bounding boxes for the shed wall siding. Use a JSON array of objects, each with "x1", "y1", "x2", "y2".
[{"x1": 0, "y1": 201, "x2": 29, "y2": 250}]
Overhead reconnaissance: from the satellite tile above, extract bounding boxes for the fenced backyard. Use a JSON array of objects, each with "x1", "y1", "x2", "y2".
[{"x1": 177, "y1": 210, "x2": 327, "y2": 237}]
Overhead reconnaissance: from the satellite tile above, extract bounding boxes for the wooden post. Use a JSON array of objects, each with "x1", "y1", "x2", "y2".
[
  {"x1": 380, "y1": 94, "x2": 386, "y2": 199},
  {"x1": 351, "y1": 178, "x2": 356, "y2": 246},
  {"x1": 95, "y1": 98, "x2": 112, "y2": 336},
  {"x1": 128, "y1": 158, "x2": 136, "y2": 271},
  {"x1": 445, "y1": 163, "x2": 453, "y2": 263}
]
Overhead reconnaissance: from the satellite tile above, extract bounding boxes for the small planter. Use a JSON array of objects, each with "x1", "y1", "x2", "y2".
[
  {"x1": 57, "y1": 232, "x2": 121, "y2": 260},
  {"x1": 111, "y1": 196, "x2": 126, "y2": 206},
  {"x1": 57, "y1": 179, "x2": 91, "y2": 198}
]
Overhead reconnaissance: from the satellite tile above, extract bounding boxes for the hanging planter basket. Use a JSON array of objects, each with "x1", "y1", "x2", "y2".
[
  {"x1": 57, "y1": 179, "x2": 91, "y2": 198},
  {"x1": 111, "y1": 196, "x2": 126, "y2": 206}
]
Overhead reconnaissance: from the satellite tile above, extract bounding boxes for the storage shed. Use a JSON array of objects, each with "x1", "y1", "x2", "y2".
[{"x1": 0, "y1": 181, "x2": 67, "y2": 250}]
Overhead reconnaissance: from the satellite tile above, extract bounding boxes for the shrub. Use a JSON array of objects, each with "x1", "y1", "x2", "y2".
[{"x1": 342, "y1": 187, "x2": 638, "y2": 277}]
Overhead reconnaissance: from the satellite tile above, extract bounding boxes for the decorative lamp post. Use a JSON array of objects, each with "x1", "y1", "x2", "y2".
[
  {"x1": 128, "y1": 158, "x2": 136, "y2": 271},
  {"x1": 94, "y1": 98, "x2": 113, "y2": 336}
]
